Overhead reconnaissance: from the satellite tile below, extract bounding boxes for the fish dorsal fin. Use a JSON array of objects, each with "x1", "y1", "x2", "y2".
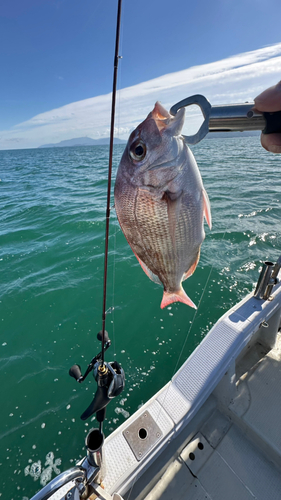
[
  {"x1": 162, "y1": 189, "x2": 183, "y2": 245},
  {"x1": 202, "y1": 188, "x2": 212, "y2": 229}
]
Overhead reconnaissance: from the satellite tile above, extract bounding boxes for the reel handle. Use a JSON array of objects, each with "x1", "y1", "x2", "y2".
[{"x1": 69, "y1": 364, "x2": 83, "y2": 382}]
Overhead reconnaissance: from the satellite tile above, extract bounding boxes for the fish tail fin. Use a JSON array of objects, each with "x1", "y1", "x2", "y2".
[{"x1": 160, "y1": 287, "x2": 197, "y2": 309}]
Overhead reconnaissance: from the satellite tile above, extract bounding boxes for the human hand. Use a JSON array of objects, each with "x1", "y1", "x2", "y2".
[{"x1": 254, "y1": 81, "x2": 281, "y2": 154}]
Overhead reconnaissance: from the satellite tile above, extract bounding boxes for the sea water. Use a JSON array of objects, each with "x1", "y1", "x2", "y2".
[{"x1": 0, "y1": 138, "x2": 280, "y2": 498}]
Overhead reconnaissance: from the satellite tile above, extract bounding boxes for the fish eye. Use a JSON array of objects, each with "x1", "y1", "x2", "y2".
[{"x1": 129, "y1": 141, "x2": 146, "y2": 161}]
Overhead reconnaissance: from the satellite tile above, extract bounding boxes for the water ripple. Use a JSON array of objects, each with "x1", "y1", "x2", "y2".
[{"x1": 0, "y1": 140, "x2": 280, "y2": 499}]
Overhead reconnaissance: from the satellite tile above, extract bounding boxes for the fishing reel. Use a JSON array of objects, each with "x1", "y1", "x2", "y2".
[{"x1": 69, "y1": 330, "x2": 125, "y2": 422}]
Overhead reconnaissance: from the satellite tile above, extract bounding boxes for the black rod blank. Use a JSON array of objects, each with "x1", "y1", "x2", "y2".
[{"x1": 101, "y1": 0, "x2": 123, "y2": 365}]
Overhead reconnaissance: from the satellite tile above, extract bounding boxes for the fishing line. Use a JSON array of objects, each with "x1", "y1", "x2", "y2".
[
  {"x1": 215, "y1": 449, "x2": 257, "y2": 498},
  {"x1": 169, "y1": 221, "x2": 226, "y2": 372},
  {"x1": 111, "y1": 228, "x2": 117, "y2": 357},
  {"x1": 101, "y1": 0, "x2": 123, "y2": 366},
  {"x1": 126, "y1": 256, "x2": 218, "y2": 500},
  {"x1": 171, "y1": 259, "x2": 217, "y2": 376},
  {"x1": 139, "y1": 230, "x2": 228, "y2": 499}
]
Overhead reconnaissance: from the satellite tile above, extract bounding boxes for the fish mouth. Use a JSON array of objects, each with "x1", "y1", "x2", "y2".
[
  {"x1": 151, "y1": 102, "x2": 185, "y2": 136},
  {"x1": 151, "y1": 102, "x2": 171, "y2": 123}
]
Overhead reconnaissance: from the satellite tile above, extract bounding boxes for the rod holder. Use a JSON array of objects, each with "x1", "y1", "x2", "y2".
[
  {"x1": 264, "y1": 256, "x2": 281, "y2": 300},
  {"x1": 85, "y1": 428, "x2": 106, "y2": 483},
  {"x1": 254, "y1": 261, "x2": 275, "y2": 300}
]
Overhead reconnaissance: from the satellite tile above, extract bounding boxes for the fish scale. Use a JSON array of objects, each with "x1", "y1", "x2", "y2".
[
  {"x1": 114, "y1": 101, "x2": 211, "y2": 309},
  {"x1": 135, "y1": 190, "x2": 175, "y2": 286}
]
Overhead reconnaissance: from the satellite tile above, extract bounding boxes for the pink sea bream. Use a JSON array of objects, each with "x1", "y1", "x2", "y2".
[{"x1": 114, "y1": 102, "x2": 211, "y2": 309}]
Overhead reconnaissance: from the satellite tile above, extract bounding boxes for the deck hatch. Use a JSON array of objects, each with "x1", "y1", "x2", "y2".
[{"x1": 122, "y1": 410, "x2": 163, "y2": 461}]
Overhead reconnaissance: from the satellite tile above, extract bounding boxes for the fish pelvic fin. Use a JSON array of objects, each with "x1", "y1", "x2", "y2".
[
  {"x1": 160, "y1": 287, "x2": 197, "y2": 310},
  {"x1": 183, "y1": 250, "x2": 201, "y2": 281},
  {"x1": 202, "y1": 188, "x2": 212, "y2": 229},
  {"x1": 133, "y1": 251, "x2": 162, "y2": 285}
]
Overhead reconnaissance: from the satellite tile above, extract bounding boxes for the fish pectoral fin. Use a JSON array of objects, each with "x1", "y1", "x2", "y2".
[
  {"x1": 202, "y1": 188, "x2": 212, "y2": 229},
  {"x1": 161, "y1": 287, "x2": 197, "y2": 309},
  {"x1": 162, "y1": 189, "x2": 183, "y2": 245},
  {"x1": 133, "y1": 252, "x2": 162, "y2": 285}
]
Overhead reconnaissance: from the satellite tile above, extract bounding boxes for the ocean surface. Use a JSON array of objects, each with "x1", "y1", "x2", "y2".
[{"x1": 0, "y1": 138, "x2": 280, "y2": 499}]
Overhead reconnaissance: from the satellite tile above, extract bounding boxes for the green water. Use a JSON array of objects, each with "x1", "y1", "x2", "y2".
[{"x1": 0, "y1": 138, "x2": 280, "y2": 498}]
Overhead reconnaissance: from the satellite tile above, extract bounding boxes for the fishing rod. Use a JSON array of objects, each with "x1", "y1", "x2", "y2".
[
  {"x1": 69, "y1": 0, "x2": 125, "y2": 431},
  {"x1": 101, "y1": 0, "x2": 123, "y2": 366}
]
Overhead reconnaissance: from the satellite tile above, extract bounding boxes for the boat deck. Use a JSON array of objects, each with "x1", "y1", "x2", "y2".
[
  {"x1": 40, "y1": 282, "x2": 281, "y2": 500},
  {"x1": 137, "y1": 334, "x2": 281, "y2": 500}
]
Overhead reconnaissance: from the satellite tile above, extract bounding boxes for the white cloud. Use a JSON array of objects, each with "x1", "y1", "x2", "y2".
[{"x1": 1, "y1": 43, "x2": 281, "y2": 150}]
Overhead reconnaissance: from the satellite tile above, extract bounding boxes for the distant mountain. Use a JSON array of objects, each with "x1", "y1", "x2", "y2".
[
  {"x1": 38, "y1": 131, "x2": 260, "y2": 149},
  {"x1": 206, "y1": 130, "x2": 260, "y2": 139},
  {"x1": 38, "y1": 137, "x2": 126, "y2": 148}
]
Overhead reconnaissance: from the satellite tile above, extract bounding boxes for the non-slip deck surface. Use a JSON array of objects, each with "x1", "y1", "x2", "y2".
[{"x1": 143, "y1": 337, "x2": 281, "y2": 500}]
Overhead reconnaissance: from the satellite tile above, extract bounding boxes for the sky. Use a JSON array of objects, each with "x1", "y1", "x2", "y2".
[{"x1": 0, "y1": 0, "x2": 281, "y2": 150}]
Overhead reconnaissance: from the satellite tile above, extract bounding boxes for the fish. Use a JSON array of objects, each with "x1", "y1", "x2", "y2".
[{"x1": 114, "y1": 102, "x2": 211, "y2": 309}]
